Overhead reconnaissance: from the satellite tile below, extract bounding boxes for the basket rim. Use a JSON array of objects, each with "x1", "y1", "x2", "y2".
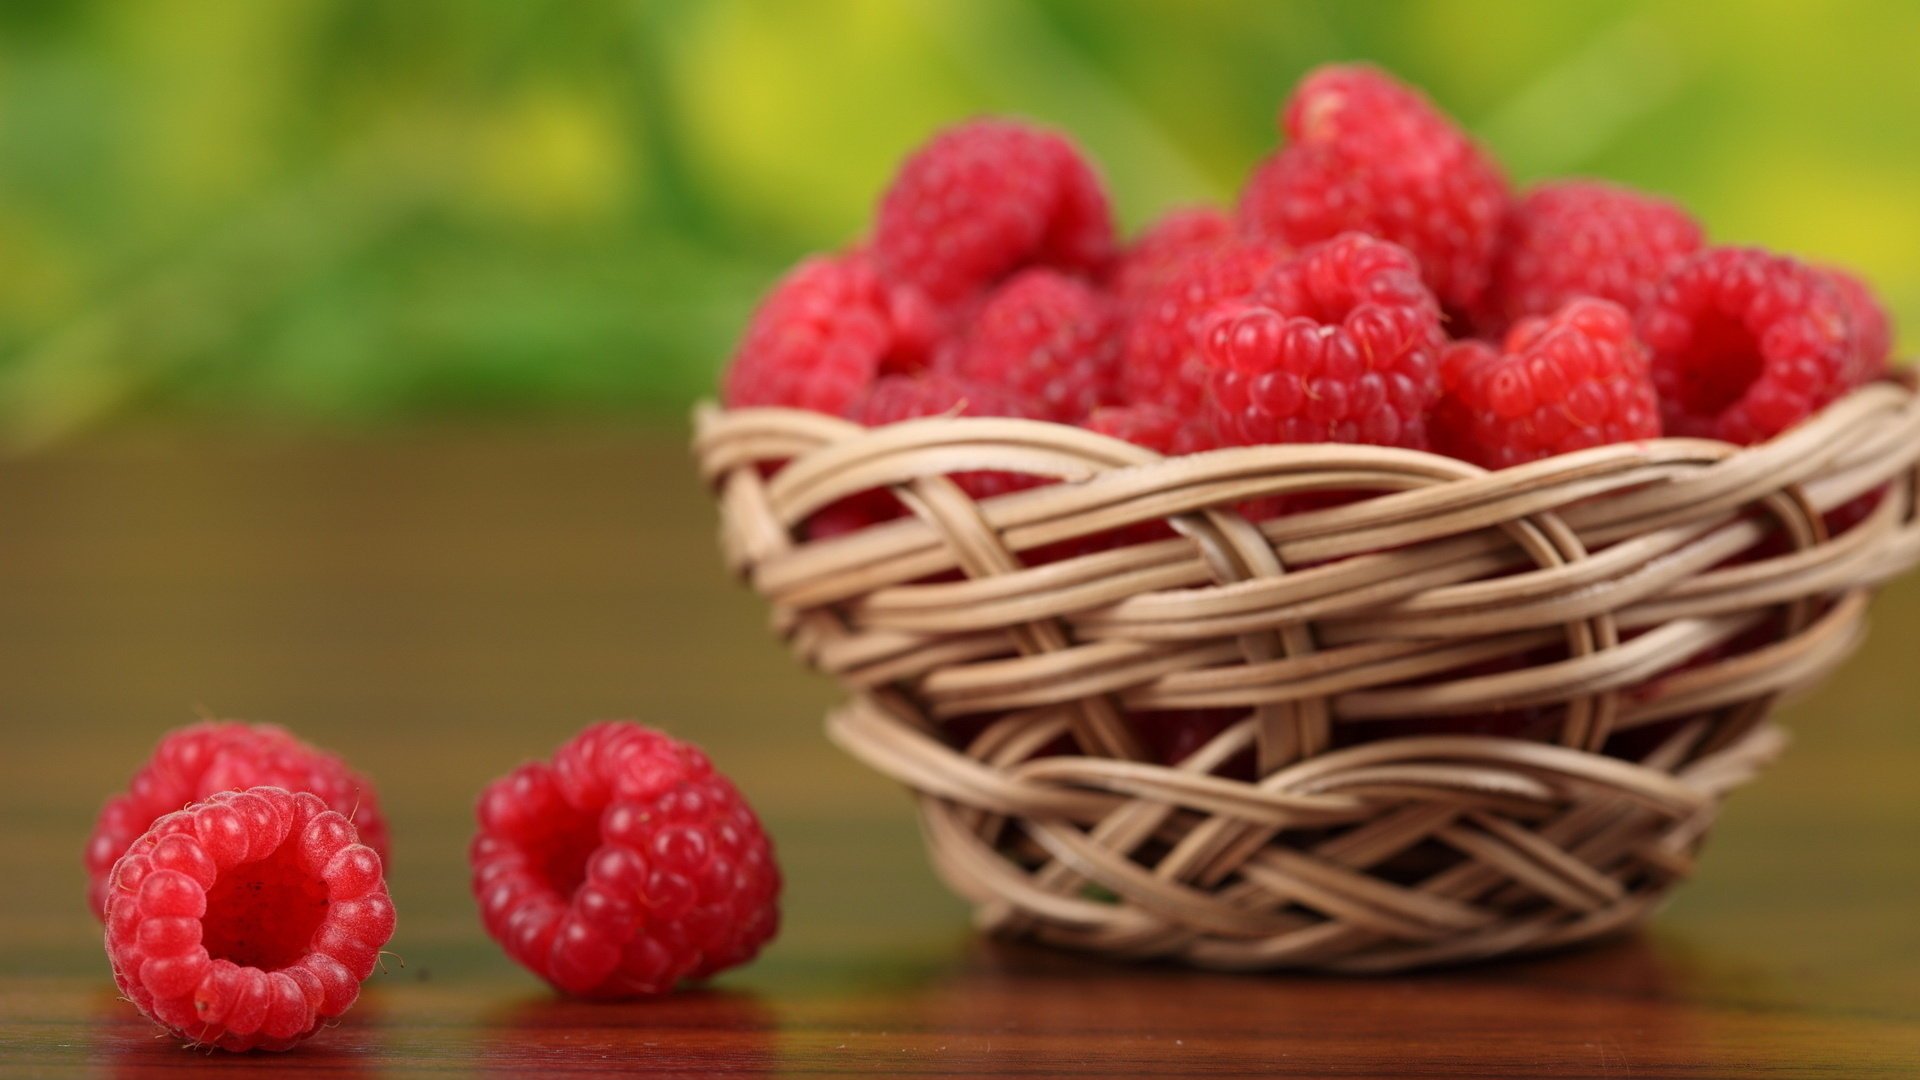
[{"x1": 692, "y1": 366, "x2": 1919, "y2": 480}]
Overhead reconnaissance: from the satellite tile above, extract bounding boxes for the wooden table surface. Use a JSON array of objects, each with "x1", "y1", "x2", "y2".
[{"x1": 1, "y1": 427, "x2": 1917, "y2": 1078}]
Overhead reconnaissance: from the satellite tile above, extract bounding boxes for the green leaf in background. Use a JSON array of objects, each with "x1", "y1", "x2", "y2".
[{"x1": 0, "y1": 0, "x2": 1915, "y2": 446}]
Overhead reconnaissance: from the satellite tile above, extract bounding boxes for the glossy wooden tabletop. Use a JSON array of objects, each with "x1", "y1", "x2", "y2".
[{"x1": 2, "y1": 427, "x2": 1917, "y2": 1078}]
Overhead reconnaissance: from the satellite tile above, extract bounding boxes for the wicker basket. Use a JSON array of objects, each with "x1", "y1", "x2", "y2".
[{"x1": 694, "y1": 376, "x2": 1920, "y2": 972}]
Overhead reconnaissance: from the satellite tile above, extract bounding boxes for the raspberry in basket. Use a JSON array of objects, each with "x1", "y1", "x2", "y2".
[
  {"x1": 1120, "y1": 237, "x2": 1291, "y2": 415},
  {"x1": 103, "y1": 786, "x2": 394, "y2": 1052},
  {"x1": 808, "y1": 372, "x2": 1046, "y2": 541},
  {"x1": 1239, "y1": 63, "x2": 1511, "y2": 314},
  {"x1": 722, "y1": 252, "x2": 939, "y2": 416},
  {"x1": 1479, "y1": 179, "x2": 1705, "y2": 333},
  {"x1": 470, "y1": 722, "x2": 780, "y2": 997},
  {"x1": 85, "y1": 721, "x2": 389, "y2": 922},
  {"x1": 1434, "y1": 298, "x2": 1661, "y2": 469},
  {"x1": 1108, "y1": 206, "x2": 1233, "y2": 305},
  {"x1": 873, "y1": 119, "x2": 1114, "y2": 308},
  {"x1": 1821, "y1": 264, "x2": 1895, "y2": 369},
  {"x1": 1084, "y1": 403, "x2": 1217, "y2": 456},
  {"x1": 1198, "y1": 233, "x2": 1444, "y2": 449},
  {"x1": 939, "y1": 269, "x2": 1124, "y2": 422},
  {"x1": 1640, "y1": 246, "x2": 1874, "y2": 443}
]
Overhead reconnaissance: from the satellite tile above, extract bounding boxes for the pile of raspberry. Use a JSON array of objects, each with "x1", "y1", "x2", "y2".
[
  {"x1": 718, "y1": 63, "x2": 1900, "y2": 780},
  {"x1": 89, "y1": 718, "x2": 780, "y2": 1054},
  {"x1": 721, "y1": 64, "x2": 1896, "y2": 517}
]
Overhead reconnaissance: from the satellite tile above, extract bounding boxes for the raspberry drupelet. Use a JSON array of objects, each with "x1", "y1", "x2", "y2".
[
  {"x1": 1198, "y1": 233, "x2": 1445, "y2": 449},
  {"x1": 470, "y1": 722, "x2": 780, "y2": 998},
  {"x1": 1239, "y1": 63, "x2": 1512, "y2": 315},
  {"x1": 721, "y1": 252, "x2": 939, "y2": 416},
  {"x1": 1434, "y1": 298, "x2": 1661, "y2": 469},
  {"x1": 86, "y1": 721, "x2": 389, "y2": 923},
  {"x1": 1479, "y1": 180, "x2": 1705, "y2": 334},
  {"x1": 102, "y1": 786, "x2": 394, "y2": 1053},
  {"x1": 938, "y1": 269, "x2": 1124, "y2": 422},
  {"x1": 1640, "y1": 247, "x2": 1874, "y2": 444},
  {"x1": 873, "y1": 119, "x2": 1114, "y2": 309},
  {"x1": 1120, "y1": 238, "x2": 1291, "y2": 415}
]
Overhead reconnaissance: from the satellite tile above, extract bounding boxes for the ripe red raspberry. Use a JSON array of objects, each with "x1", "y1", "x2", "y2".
[
  {"x1": 1240, "y1": 64, "x2": 1512, "y2": 314},
  {"x1": 470, "y1": 722, "x2": 780, "y2": 997},
  {"x1": 1433, "y1": 298, "x2": 1661, "y2": 469},
  {"x1": 1083, "y1": 403, "x2": 1217, "y2": 456},
  {"x1": 1821, "y1": 264, "x2": 1895, "y2": 371},
  {"x1": 808, "y1": 372, "x2": 1045, "y2": 541},
  {"x1": 1120, "y1": 239, "x2": 1291, "y2": 415},
  {"x1": 1198, "y1": 233, "x2": 1444, "y2": 449},
  {"x1": 721, "y1": 253, "x2": 939, "y2": 416},
  {"x1": 1640, "y1": 247, "x2": 1866, "y2": 443},
  {"x1": 1132, "y1": 710, "x2": 1239, "y2": 765},
  {"x1": 103, "y1": 786, "x2": 394, "y2": 1052},
  {"x1": 86, "y1": 722, "x2": 389, "y2": 923},
  {"x1": 1108, "y1": 206, "x2": 1233, "y2": 306},
  {"x1": 938, "y1": 269, "x2": 1123, "y2": 421},
  {"x1": 873, "y1": 119, "x2": 1115, "y2": 308},
  {"x1": 851, "y1": 370, "x2": 1040, "y2": 428},
  {"x1": 1480, "y1": 180, "x2": 1705, "y2": 333}
]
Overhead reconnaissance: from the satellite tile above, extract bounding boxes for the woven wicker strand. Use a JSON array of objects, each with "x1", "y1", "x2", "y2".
[{"x1": 694, "y1": 377, "x2": 1920, "y2": 971}]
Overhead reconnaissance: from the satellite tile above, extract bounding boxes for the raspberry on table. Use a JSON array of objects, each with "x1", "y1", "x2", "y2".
[
  {"x1": 873, "y1": 119, "x2": 1115, "y2": 309},
  {"x1": 86, "y1": 721, "x2": 389, "y2": 923},
  {"x1": 470, "y1": 722, "x2": 780, "y2": 998},
  {"x1": 1433, "y1": 298, "x2": 1661, "y2": 469},
  {"x1": 1640, "y1": 247, "x2": 1868, "y2": 444},
  {"x1": 1108, "y1": 206, "x2": 1234, "y2": 306},
  {"x1": 1239, "y1": 63, "x2": 1512, "y2": 315},
  {"x1": 1120, "y1": 238, "x2": 1291, "y2": 416},
  {"x1": 721, "y1": 252, "x2": 939, "y2": 416},
  {"x1": 103, "y1": 786, "x2": 395, "y2": 1053},
  {"x1": 938, "y1": 269, "x2": 1123, "y2": 422},
  {"x1": 1479, "y1": 180, "x2": 1705, "y2": 334},
  {"x1": 1198, "y1": 233, "x2": 1445, "y2": 449}
]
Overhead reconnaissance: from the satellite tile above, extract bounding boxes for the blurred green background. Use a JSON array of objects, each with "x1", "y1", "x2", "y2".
[{"x1": 1, "y1": 0, "x2": 1916, "y2": 448}]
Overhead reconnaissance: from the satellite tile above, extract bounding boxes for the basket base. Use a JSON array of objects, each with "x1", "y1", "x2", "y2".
[{"x1": 829, "y1": 697, "x2": 1786, "y2": 974}]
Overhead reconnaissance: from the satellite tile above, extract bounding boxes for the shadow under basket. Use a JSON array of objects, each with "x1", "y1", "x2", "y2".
[{"x1": 694, "y1": 377, "x2": 1920, "y2": 973}]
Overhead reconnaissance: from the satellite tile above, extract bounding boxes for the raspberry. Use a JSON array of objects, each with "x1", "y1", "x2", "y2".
[
  {"x1": 1108, "y1": 206, "x2": 1234, "y2": 306},
  {"x1": 470, "y1": 722, "x2": 780, "y2": 997},
  {"x1": 1120, "y1": 239, "x2": 1290, "y2": 415},
  {"x1": 937, "y1": 269, "x2": 1123, "y2": 421},
  {"x1": 1198, "y1": 233, "x2": 1444, "y2": 449},
  {"x1": 1821, "y1": 264, "x2": 1894, "y2": 371},
  {"x1": 808, "y1": 372, "x2": 1045, "y2": 540},
  {"x1": 1132, "y1": 710, "x2": 1239, "y2": 765},
  {"x1": 86, "y1": 722, "x2": 389, "y2": 923},
  {"x1": 1433, "y1": 298, "x2": 1661, "y2": 469},
  {"x1": 1083, "y1": 403, "x2": 1216, "y2": 456},
  {"x1": 851, "y1": 370, "x2": 1040, "y2": 428},
  {"x1": 1240, "y1": 64, "x2": 1512, "y2": 314},
  {"x1": 103, "y1": 786, "x2": 394, "y2": 1052},
  {"x1": 1480, "y1": 180, "x2": 1705, "y2": 333},
  {"x1": 1640, "y1": 247, "x2": 1866, "y2": 443},
  {"x1": 873, "y1": 119, "x2": 1114, "y2": 308},
  {"x1": 721, "y1": 253, "x2": 939, "y2": 416}
]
